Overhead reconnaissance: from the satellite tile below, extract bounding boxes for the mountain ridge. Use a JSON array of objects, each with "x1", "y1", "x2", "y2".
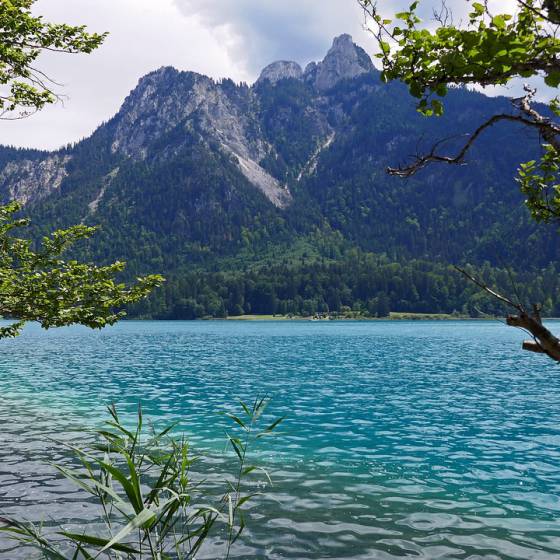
[
  {"x1": 0, "y1": 34, "x2": 557, "y2": 318},
  {"x1": 0, "y1": 34, "x2": 375, "y2": 210}
]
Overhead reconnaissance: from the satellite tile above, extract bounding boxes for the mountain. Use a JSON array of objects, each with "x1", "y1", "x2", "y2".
[{"x1": 1, "y1": 34, "x2": 559, "y2": 318}]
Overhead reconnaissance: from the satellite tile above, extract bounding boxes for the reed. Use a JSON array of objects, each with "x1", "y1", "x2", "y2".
[{"x1": 0, "y1": 397, "x2": 283, "y2": 559}]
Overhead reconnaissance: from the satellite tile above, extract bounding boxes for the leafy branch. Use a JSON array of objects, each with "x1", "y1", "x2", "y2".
[
  {"x1": 0, "y1": 201, "x2": 164, "y2": 338},
  {"x1": 0, "y1": 0, "x2": 107, "y2": 118}
]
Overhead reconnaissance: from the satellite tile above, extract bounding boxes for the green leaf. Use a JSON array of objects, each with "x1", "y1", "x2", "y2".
[
  {"x1": 72, "y1": 545, "x2": 95, "y2": 560},
  {"x1": 492, "y1": 15, "x2": 506, "y2": 30},
  {"x1": 435, "y1": 83, "x2": 447, "y2": 97},
  {"x1": 237, "y1": 493, "x2": 258, "y2": 507},
  {"x1": 545, "y1": 71, "x2": 560, "y2": 88},
  {"x1": 99, "y1": 509, "x2": 156, "y2": 555},
  {"x1": 225, "y1": 413, "x2": 247, "y2": 430},
  {"x1": 239, "y1": 400, "x2": 252, "y2": 417},
  {"x1": 59, "y1": 532, "x2": 139, "y2": 554},
  {"x1": 228, "y1": 437, "x2": 244, "y2": 460},
  {"x1": 431, "y1": 99, "x2": 444, "y2": 116},
  {"x1": 94, "y1": 458, "x2": 143, "y2": 514},
  {"x1": 124, "y1": 452, "x2": 143, "y2": 510},
  {"x1": 472, "y1": 2, "x2": 485, "y2": 13},
  {"x1": 231, "y1": 511, "x2": 245, "y2": 545},
  {"x1": 410, "y1": 82, "x2": 423, "y2": 98},
  {"x1": 50, "y1": 463, "x2": 128, "y2": 509},
  {"x1": 264, "y1": 416, "x2": 285, "y2": 433}
]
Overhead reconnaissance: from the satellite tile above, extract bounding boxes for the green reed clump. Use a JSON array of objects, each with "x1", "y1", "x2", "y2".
[{"x1": 0, "y1": 397, "x2": 283, "y2": 559}]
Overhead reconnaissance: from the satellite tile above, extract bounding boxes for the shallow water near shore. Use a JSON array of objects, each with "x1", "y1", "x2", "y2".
[{"x1": 1, "y1": 320, "x2": 560, "y2": 559}]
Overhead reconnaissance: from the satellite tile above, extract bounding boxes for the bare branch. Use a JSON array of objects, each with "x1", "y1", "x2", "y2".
[
  {"x1": 454, "y1": 266, "x2": 524, "y2": 311},
  {"x1": 455, "y1": 265, "x2": 560, "y2": 362},
  {"x1": 388, "y1": 91, "x2": 560, "y2": 177},
  {"x1": 432, "y1": 0, "x2": 453, "y2": 26},
  {"x1": 522, "y1": 340, "x2": 547, "y2": 353},
  {"x1": 517, "y1": 0, "x2": 560, "y2": 25}
]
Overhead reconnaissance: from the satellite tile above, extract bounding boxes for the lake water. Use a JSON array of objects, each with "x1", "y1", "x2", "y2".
[{"x1": 1, "y1": 320, "x2": 560, "y2": 559}]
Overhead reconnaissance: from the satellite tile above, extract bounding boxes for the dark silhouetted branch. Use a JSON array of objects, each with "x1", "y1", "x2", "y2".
[{"x1": 388, "y1": 103, "x2": 560, "y2": 177}]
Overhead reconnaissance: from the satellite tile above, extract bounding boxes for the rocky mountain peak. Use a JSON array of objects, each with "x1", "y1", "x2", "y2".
[
  {"x1": 256, "y1": 61, "x2": 303, "y2": 85},
  {"x1": 306, "y1": 34, "x2": 374, "y2": 91},
  {"x1": 0, "y1": 35, "x2": 378, "y2": 211},
  {"x1": 110, "y1": 68, "x2": 214, "y2": 158},
  {"x1": 110, "y1": 61, "x2": 292, "y2": 208},
  {"x1": 332, "y1": 33, "x2": 355, "y2": 49}
]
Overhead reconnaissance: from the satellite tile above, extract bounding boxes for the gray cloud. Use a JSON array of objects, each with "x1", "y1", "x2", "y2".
[
  {"x1": 175, "y1": 0, "x2": 371, "y2": 77},
  {"x1": 0, "y1": 0, "x2": 545, "y2": 150},
  {"x1": 173, "y1": 0, "x2": 501, "y2": 77},
  {"x1": 174, "y1": 0, "x2": 525, "y2": 81}
]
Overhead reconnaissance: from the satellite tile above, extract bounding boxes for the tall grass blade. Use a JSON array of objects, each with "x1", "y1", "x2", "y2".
[
  {"x1": 60, "y1": 532, "x2": 139, "y2": 554},
  {"x1": 98, "y1": 508, "x2": 156, "y2": 555}
]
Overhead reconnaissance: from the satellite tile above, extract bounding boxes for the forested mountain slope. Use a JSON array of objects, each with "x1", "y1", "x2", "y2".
[{"x1": 1, "y1": 35, "x2": 557, "y2": 317}]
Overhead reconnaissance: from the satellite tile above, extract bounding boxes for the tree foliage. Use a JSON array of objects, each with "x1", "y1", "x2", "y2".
[
  {"x1": 360, "y1": 0, "x2": 560, "y2": 217},
  {"x1": 0, "y1": 202, "x2": 163, "y2": 338},
  {"x1": 0, "y1": 0, "x2": 106, "y2": 118},
  {"x1": 127, "y1": 251, "x2": 560, "y2": 321},
  {"x1": 519, "y1": 143, "x2": 560, "y2": 223},
  {"x1": 0, "y1": 1, "x2": 164, "y2": 338},
  {"x1": 360, "y1": 0, "x2": 560, "y2": 360},
  {"x1": 364, "y1": 1, "x2": 560, "y2": 109}
]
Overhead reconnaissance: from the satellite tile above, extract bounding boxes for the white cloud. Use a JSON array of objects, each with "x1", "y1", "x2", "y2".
[
  {"x1": 175, "y1": 0, "x2": 369, "y2": 75},
  {"x1": 0, "y1": 0, "x2": 552, "y2": 150},
  {"x1": 0, "y1": 0, "x2": 242, "y2": 150}
]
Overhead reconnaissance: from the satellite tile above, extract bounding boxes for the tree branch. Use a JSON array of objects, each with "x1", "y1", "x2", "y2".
[
  {"x1": 388, "y1": 91, "x2": 560, "y2": 177},
  {"x1": 455, "y1": 265, "x2": 560, "y2": 362},
  {"x1": 454, "y1": 266, "x2": 524, "y2": 311}
]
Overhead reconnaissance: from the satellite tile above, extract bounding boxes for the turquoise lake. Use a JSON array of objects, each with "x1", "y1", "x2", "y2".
[{"x1": 2, "y1": 320, "x2": 560, "y2": 559}]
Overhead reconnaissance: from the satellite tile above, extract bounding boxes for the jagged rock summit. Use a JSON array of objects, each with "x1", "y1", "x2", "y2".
[
  {"x1": 305, "y1": 34, "x2": 374, "y2": 90},
  {"x1": 257, "y1": 61, "x2": 303, "y2": 85},
  {"x1": 256, "y1": 34, "x2": 374, "y2": 90}
]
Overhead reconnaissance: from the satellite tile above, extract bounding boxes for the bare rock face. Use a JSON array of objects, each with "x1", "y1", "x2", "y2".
[
  {"x1": 109, "y1": 67, "x2": 293, "y2": 208},
  {"x1": 256, "y1": 61, "x2": 303, "y2": 85},
  {"x1": 306, "y1": 34, "x2": 374, "y2": 91},
  {"x1": 110, "y1": 67, "x2": 207, "y2": 159},
  {"x1": 0, "y1": 34, "x2": 374, "y2": 211},
  {"x1": 110, "y1": 67, "x2": 263, "y2": 162},
  {"x1": 0, "y1": 154, "x2": 71, "y2": 205}
]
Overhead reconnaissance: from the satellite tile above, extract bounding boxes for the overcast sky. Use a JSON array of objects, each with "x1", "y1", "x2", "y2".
[{"x1": 0, "y1": 0, "x2": 531, "y2": 150}]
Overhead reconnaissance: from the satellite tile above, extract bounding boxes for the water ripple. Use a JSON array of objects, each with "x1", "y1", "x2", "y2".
[{"x1": 1, "y1": 320, "x2": 560, "y2": 558}]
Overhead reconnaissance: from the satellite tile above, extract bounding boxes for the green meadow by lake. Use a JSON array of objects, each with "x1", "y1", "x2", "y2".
[{"x1": 2, "y1": 320, "x2": 560, "y2": 559}]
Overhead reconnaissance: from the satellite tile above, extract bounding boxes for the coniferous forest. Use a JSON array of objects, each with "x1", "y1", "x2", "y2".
[{"x1": 1, "y1": 37, "x2": 558, "y2": 319}]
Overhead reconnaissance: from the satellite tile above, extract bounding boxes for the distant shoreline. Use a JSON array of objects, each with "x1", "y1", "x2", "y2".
[
  {"x1": 215, "y1": 313, "x2": 492, "y2": 321},
  {"x1": 123, "y1": 312, "x2": 529, "y2": 322}
]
